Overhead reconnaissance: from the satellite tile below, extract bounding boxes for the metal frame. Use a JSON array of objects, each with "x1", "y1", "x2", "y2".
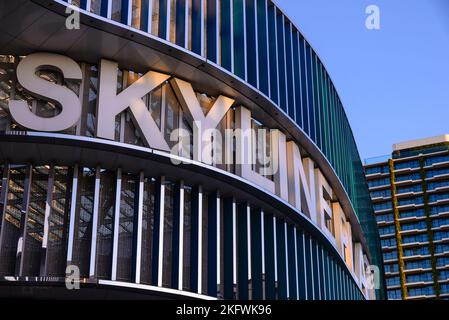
[
  {"x1": 246, "y1": 204, "x2": 252, "y2": 299},
  {"x1": 17, "y1": 165, "x2": 33, "y2": 277},
  {"x1": 293, "y1": 228, "x2": 299, "y2": 300},
  {"x1": 157, "y1": 176, "x2": 166, "y2": 287},
  {"x1": 284, "y1": 221, "x2": 289, "y2": 298},
  {"x1": 111, "y1": 168, "x2": 122, "y2": 280},
  {"x1": 40, "y1": 165, "x2": 55, "y2": 276},
  {"x1": 197, "y1": 184, "x2": 203, "y2": 293},
  {"x1": 89, "y1": 166, "x2": 101, "y2": 278},
  {"x1": 135, "y1": 171, "x2": 145, "y2": 283},
  {"x1": 177, "y1": 180, "x2": 185, "y2": 290}
]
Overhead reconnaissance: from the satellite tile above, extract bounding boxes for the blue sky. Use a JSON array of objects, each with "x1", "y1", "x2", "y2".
[{"x1": 275, "y1": 0, "x2": 449, "y2": 161}]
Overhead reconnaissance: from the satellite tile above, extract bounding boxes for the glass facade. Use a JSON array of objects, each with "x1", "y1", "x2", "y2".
[
  {"x1": 56, "y1": 3, "x2": 379, "y2": 276},
  {"x1": 0, "y1": 163, "x2": 364, "y2": 300}
]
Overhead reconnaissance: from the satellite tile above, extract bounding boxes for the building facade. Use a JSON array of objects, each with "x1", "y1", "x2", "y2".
[
  {"x1": 0, "y1": 0, "x2": 383, "y2": 300},
  {"x1": 365, "y1": 135, "x2": 449, "y2": 300}
]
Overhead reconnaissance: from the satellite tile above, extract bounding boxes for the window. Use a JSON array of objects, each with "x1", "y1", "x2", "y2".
[
  {"x1": 400, "y1": 221, "x2": 427, "y2": 232},
  {"x1": 387, "y1": 289, "x2": 401, "y2": 300},
  {"x1": 365, "y1": 165, "x2": 389, "y2": 175},
  {"x1": 395, "y1": 173, "x2": 421, "y2": 182},
  {"x1": 22, "y1": 166, "x2": 50, "y2": 276},
  {"x1": 427, "y1": 168, "x2": 449, "y2": 178},
  {"x1": 427, "y1": 180, "x2": 449, "y2": 191},
  {"x1": 131, "y1": 0, "x2": 143, "y2": 29},
  {"x1": 151, "y1": 0, "x2": 160, "y2": 36},
  {"x1": 46, "y1": 166, "x2": 74, "y2": 277},
  {"x1": 405, "y1": 259, "x2": 432, "y2": 270},
  {"x1": 402, "y1": 234, "x2": 429, "y2": 244},
  {"x1": 370, "y1": 189, "x2": 391, "y2": 199},
  {"x1": 437, "y1": 257, "x2": 449, "y2": 267},
  {"x1": 406, "y1": 272, "x2": 433, "y2": 284},
  {"x1": 435, "y1": 244, "x2": 449, "y2": 254},
  {"x1": 140, "y1": 177, "x2": 155, "y2": 285},
  {"x1": 379, "y1": 225, "x2": 396, "y2": 236},
  {"x1": 399, "y1": 209, "x2": 425, "y2": 219},
  {"x1": 433, "y1": 231, "x2": 449, "y2": 241},
  {"x1": 95, "y1": 169, "x2": 117, "y2": 280},
  {"x1": 111, "y1": 0, "x2": 125, "y2": 23},
  {"x1": 383, "y1": 250, "x2": 398, "y2": 261},
  {"x1": 201, "y1": 191, "x2": 209, "y2": 295},
  {"x1": 381, "y1": 238, "x2": 397, "y2": 248},
  {"x1": 368, "y1": 178, "x2": 390, "y2": 188},
  {"x1": 90, "y1": 0, "x2": 107, "y2": 16},
  {"x1": 430, "y1": 205, "x2": 449, "y2": 215},
  {"x1": 398, "y1": 196, "x2": 423, "y2": 206},
  {"x1": 116, "y1": 173, "x2": 139, "y2": 282},
  {"x1": 376, "y1": 213, "x2": 394, "y2": 223},
  {"x1": 72, "y1": 167, "x2": 96, "y2": 278},
  {"x1": 0, "y1": 166, "x2": 27, "y2": 276},
  {"x1": 384, "y1": 263, "x2": 399, "y2": 273},
  {"x1": 408, "y1": 285, "x2": 435, "y2": 297},
  {"x1": 162, "y1": 180, "x2": 175, "y2": 288},
  {"x1": 438, "y1": 270, "x2": 449, "y2": 281},
  {"x1": 394, "y1": 160, "x2": 420, "y2": 171},
  {"x1": 183, "y1": 185, "x2": 192, "y2": 291},
  {"x1": 386, "y1": 276, "x2": 400, "y2": 287},
  {"x1": 429, "y1": 193, "x2": 449, "y2": 203},
  {"x1": 163, "y1": 84, "x2": 181, "y2": 149},
  {"x1": 373, "y1": 202, "x2": 393, "y2": 211},
  {"x1": 425, "y1": 155, "x2": 449, "y2": 166},
  {"x1": 432, "y1": 218, "x2": 449, "y2": 228},
  {"x1": 441, "y1": 284, "x2": 449, "y2": 294},
  {"x1": 403, "y1": 246, "x2": 430, "y2": 257},
  {"x1": 396, "y1": 185, "x2": 422, "y2": 195}
]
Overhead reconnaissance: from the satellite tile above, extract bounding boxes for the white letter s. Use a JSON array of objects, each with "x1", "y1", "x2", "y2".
[{"x1": 9, "y1": 52, "x2": 82, "y2": 132}]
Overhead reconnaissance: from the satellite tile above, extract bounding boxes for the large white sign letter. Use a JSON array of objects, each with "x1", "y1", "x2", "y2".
[
  {"x1": 96, "y1": 59, "x2": 171, "y2": 151},
  {"x1": 9, "y1": 52, "x2": 82, "y2": 132}
]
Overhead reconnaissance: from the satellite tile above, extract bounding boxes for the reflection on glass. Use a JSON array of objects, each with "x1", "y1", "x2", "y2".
[
  {"x1": 145, "y1": 86, "x2": 162, "y2": 129},
  {"x1": 124, "y1": 111, "x2": 144, "y2": 146},
  {"x1": 95, "y1": 169, "x2": 116, "y2": 279},
  {"x1": 140, "y1": 177, "x2": 155, "y2": 285},
  {"x1": 84, "y1": 65, "x2": 98, "y2": 137},
  {"x1": 201, "y1": 191, "x2": 208, "y2": 294},
  {"x1": 132, "y1": 0, "x2": 142, "y2": 29},
  {"x1": 164, "y1": 84, "x2": 180, "y2": 149},
  {"x1": 162, "y1": 180, "x2": 174, "y2": 287},
  {"x1": 46, "y1": 166, "x2": 73, "y2": 277},
  {"x1": 111, "y1": 0, "x2": 124, "y2": 23},
  {"x1": 90, "y1": 0, "x2": 104, "y2": 15},
  {"x1": 151, "y1": 0, "x2": 160, "y2": 36},
  {"x1": 0, "y1": 166, "x2": 3, "y2": 219},
  {"x1": 183, "y1": 185, "x2": 192, "y2": 291},
  {"x1": 169, "y1": 0, "x2": 177, "y2": 43},
  {"x1": 22, "y1": 166, "x2": 49, "y2": 276},
  {"x1": 0, "y1": 56, "x2": 14, "y2": 131},
  {"x1": 0, "y1": 166, "x2": 26, "y2": 276},
  {"x1": 117, "y1": 173, "x2": 138, "y2": 282},
  {"x1": 218, "y1": 196, "x2": 225, "y2": 299},
  {"x1": 72, "y1": 167, "x2": 95, "y2": 278}
]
